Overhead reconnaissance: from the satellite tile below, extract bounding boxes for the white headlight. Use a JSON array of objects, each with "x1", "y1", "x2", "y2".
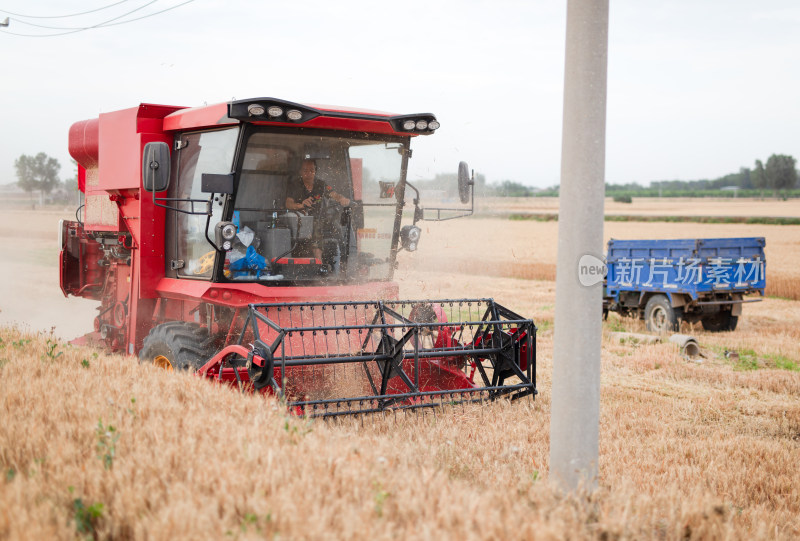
[
  {"x1": 247, "y1": 104, "x2": 266, "y2": 116},
  {"x1": 267, "y1": 106, "x2": 283, "y2": 118},
  {"x1": 222, "y1": 240, "x2": 232, "y2": 251},
  {"x1": 286, "y1": 109, "x2": 303, "y2": 121},
  {"x1": 403, "y1": 120, "x2": 416, "y2": 130},
  {"x1": 221, "y1": 223, "x2": 237, "y2": 240},
  {"x1": 428, "y1": 120, "x2": 440, "y2": 130},
  {"x1": 407, "y1": 226, "x2": 421, "y2": 242},
  {"x1": 407, "y1": 241, "x2": 417, "y2": 252},
  {"x1": 415, "y1": 120, "x2": 428, "y2": 130}
]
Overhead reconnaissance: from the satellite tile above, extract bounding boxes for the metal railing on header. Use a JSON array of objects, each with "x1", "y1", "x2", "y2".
[{"x1": 220, "y1": 298, "x2": 536, "y2": 417}]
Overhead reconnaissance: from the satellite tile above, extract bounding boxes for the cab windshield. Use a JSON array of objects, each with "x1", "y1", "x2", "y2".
[{"x1": 229, "y1": 129, "x2": 407, "y2": 283}]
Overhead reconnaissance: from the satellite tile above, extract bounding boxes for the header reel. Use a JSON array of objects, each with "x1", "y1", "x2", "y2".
[{"x1": 201, "y1": 298, "x2": 537, "y2": 417}]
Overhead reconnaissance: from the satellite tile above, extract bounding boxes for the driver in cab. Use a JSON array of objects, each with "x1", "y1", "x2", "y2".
[
  {"x1": 285, "y1": 158, "x2": 350, "y2": 212},
  {"x1": 285, "y1": 158, "x2": 350, "y2": 264}
]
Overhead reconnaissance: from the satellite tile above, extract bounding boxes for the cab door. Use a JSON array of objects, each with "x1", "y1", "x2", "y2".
[{"x1": 165, "y1": 127, "x2": 239, "y2": 278}]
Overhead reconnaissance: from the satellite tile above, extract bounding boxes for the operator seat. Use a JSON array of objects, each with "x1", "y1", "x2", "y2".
[{"x1": 235, "y1": 160, "x2": 288, "y2": 224}]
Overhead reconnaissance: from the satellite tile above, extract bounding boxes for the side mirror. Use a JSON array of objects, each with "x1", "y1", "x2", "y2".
[
  {"x1": 457, "y1": 161, "x2": 473, "y2": 204},
  {"x1": 142, "y1": 142, "x2": 171, "y2": 192}
]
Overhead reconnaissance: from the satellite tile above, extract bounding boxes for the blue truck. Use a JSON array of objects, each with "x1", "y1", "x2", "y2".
[{"x1": 603, "y1": 237, "x2": 766, "y2": 332}]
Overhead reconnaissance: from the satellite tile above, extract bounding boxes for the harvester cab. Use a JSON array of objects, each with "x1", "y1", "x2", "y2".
[{"x1": 61, "y1": 97, "x2": 536, "y2": 416}]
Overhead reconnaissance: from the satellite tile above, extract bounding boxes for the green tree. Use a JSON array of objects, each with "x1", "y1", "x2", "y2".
[
  {"x1": 738, "y1": 167, "x2": 753, "y2": 189},
  {"x1": 752, "y1": 159, "x2": 767, "y2": 196},
  {"x1": 14, "y1": 152, "x2": 61, "y2": 203},
  {"x1": 764, "y1": 154, "x2": 797, "y2": 197},
  {"x1": 493, "y1": 180, "x2": 533, "y2": 197},
  {"x1": 62, "y1": 159, "x2": 80, "y2": 206}
]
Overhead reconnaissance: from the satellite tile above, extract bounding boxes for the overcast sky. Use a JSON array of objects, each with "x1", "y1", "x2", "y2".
[{"x1": 1, "y1": 0, "x2": 798, "y2": 188}]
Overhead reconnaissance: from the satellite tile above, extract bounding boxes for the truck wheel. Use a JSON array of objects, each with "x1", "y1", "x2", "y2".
[
  {"x1": 139, "y1": 322, "x2": 213, "y2": 371},
  {"x1": 644, "y1": 295, "x2": 680, "y2": 334},
  {"x1": 701, "y1": 313, "x2": 738, "y2": 332}
]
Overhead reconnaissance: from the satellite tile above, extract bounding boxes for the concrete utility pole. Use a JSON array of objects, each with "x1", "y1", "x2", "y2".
[{"x1": 549, "y1": 0, "x2": 609, "y2": 492}]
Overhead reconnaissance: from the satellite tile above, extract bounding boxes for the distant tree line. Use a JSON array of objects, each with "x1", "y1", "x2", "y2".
[
  {"x1": 632, "y1": 154, "x2": 797, "y2": 196},
  {"x1": 482, "y1": 180, "x2": 536, "y2": 197},
  {"x1": 14, "y1": 151, "x2": 798, "y2": 203},
  {"x1": 534, "y1": 153, "x2": 799, "y2": 198},
  {"x1": 407, "y1": 172, "x2": 488, "y2": 199}
]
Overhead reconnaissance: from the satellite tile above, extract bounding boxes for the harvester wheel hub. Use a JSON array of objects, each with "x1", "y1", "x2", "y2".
[
  {"x1": 246, "y1": 343, "x2": 274, "y2": 391},
  {"x1": 153, "y1": 355, "x2": 174, "y2": 371}
]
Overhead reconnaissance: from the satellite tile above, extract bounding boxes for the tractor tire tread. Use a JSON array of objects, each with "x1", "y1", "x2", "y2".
[{"x1": 139, "y1": 321, "x2": 214, "y2": 371}]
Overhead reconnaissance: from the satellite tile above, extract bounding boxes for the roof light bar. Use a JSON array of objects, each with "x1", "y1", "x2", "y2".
[
  {"x1": 228, "y1": 98, "x2": 322, "y2": 124},
  {"x1": 231, "y1": 99, "x2": 438, "y2": 134},
  {"x1": 388, "y1": 114, "x2": 440, "y2": 135}
]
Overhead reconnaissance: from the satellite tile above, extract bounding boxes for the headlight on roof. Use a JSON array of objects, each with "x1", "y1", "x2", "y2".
[
  {"x1": 247, "y1": 104, "x2": 266, "y2": 116},
  {"x1": 415, "y1": 120, "x2": 428, "y2": 130},
  {"x1": 267, "y1": 106, "x2": 283, "y2": 118},
  {"x1": 286, "y1": 109, "x2": 303, "y2": 121},
  {"x1": 428, "y1": 120, "x2": 440, "y2": 130},
  {"x1": 403, "y1": 120, "x2": 416, "y2": 131}
]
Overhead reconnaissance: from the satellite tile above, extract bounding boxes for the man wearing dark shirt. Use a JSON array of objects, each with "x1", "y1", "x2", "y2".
[
  {"x1": 285, "y1": 159, "x2": 350, "y2": 211},
  {"x1": 285, "y1": 159, "x2": 350, "y2": 262}
]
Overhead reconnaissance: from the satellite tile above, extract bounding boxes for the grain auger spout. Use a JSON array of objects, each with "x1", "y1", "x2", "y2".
[{"x1": 199, "y1": 299, "x2": 537, "y2": 417}]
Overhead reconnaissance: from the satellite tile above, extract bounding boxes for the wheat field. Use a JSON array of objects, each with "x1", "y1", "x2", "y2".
[{"x1": 1, "y1": 202, "x2": 799, "y2": 540}]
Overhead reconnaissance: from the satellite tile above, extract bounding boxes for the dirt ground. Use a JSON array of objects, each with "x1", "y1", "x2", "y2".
[{"x1": 0, "y1": 209, "x2": 97, "y2": 339}]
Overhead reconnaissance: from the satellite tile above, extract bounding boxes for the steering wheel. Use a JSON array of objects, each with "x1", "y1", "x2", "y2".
[{"x1": 320, "y1": 197, "x2": 343, "y2": 224}]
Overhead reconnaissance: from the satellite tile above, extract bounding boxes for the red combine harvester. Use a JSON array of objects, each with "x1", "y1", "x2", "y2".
[{"x1": 61, "y1": 97, "x2": 536, "y2": 416}]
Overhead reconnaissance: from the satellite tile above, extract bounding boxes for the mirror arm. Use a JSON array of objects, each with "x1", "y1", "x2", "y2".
[
  {"x1": 404, "y1": 180, "x2": 423, "y2": 225},
  {"x1": 204, "y1": 204, "x2": 223, "y2": 252},
  {"x1": 151, "y1": 195, "x2": 214, "y2": 215}
]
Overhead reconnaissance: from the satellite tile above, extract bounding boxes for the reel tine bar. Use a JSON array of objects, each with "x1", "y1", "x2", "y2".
[{"x1": 243, "y1": 298, "x2": 536, "y2": 417}]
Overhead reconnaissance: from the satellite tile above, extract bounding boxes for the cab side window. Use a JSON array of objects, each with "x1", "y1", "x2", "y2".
[{"x1": 170, "y1": 128, "x2": 239, "y2": 277}]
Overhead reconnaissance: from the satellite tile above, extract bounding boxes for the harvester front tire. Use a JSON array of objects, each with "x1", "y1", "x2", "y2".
[
  {"x1": 139, "y1": 322, "x2": 213, "y2": 372},
  {"x1": 644, "y1": 295, "x2": 680, "y2": 334},
  {"x1": 701, "y1": 312, "x2": 738, "y2": 332}
]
